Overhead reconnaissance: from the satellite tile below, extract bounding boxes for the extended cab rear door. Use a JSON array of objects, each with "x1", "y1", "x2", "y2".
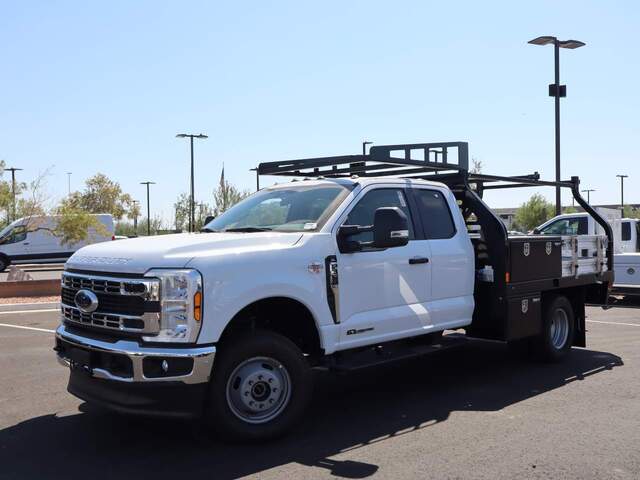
[{"x1": 409, "y1": 186, "x2": 475, "y2": 331}]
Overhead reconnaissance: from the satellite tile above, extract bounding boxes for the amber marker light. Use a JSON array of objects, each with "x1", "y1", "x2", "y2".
[{"x1": 194, "y1": 291, "x2": 202, "y2": 321}]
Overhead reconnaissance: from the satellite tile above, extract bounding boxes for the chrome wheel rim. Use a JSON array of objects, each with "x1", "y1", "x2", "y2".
[
  {"x1": 550, "y1": 308, "x2": 569, "y2": 349},
  {"x1": 226, "y1": 356, "x2": 291, "y2": 424}
]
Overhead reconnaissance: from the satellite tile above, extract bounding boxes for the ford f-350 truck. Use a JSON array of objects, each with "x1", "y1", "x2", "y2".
[{"x1": 54, "y1": 142, "x2": 614, "y2": 440}]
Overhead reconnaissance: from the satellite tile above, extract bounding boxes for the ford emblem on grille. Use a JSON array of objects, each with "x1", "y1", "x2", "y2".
[{"x1": 74, "y1": 289, "x2": 99, "y2": 313}]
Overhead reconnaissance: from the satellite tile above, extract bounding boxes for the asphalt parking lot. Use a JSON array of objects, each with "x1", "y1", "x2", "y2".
[{"x1": 0, "y1": 304, "x2": 638, "y2": 480}]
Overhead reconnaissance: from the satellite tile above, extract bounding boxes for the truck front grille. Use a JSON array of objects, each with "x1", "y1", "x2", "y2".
[{"x1": 61, "y1": 271, "x2": 161, "y2": 336}]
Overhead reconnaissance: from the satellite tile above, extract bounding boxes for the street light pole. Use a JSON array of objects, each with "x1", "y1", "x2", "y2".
[
  {"x1": 581, "y1": 189, "x2": 595, "y2": 203},
  {"x1": 616, "y1": 175, "x2": 628, "y2": 214},
  {"x1": 5, "y1": 167, "x2": 23, "y2": 221},
  {"x1": 140, "y1": 181, "x2": 155, "y2": 236},
  {"x1": 176, "y1": 133, "x2": 208, "y2": 233},
  {"x1": 528, "y1": 36, "x2": 585, "y2": 216},
  {"x1": 67, "y1": 172, "x2": 72, "y2": 195}
]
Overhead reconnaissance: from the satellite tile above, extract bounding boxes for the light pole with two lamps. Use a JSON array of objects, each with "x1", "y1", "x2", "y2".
[
  {"x1": 176, "y1": 133, "x2": 208, "y2": 232},
  {"x1": 528, "y1": 35, "x2": 585, "y2": 215}
]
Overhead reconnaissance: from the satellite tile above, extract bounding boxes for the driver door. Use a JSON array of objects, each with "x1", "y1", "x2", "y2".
[{"x1": 335, "y1": 187, "x2": 433, "y2": 349}]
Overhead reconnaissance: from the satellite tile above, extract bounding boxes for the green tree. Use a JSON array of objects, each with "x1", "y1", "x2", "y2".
[
  {"x1": 173, "y1": 192, "x2": 191, "y2": 231},
  {"x1": 173, "y1": 193, "x2": 214, "y2": 231},
  {"x1": 514, "y1": 193, "x2": 555, "y2": 232},
  {"x1": 470, "y1": 157, "x2": 483, "y2": 174},
  {"x1": 62, "y1": 173, "x2": 133, "y2": 220},
  {"x1": 623, "y1": 205, "x2": 640, "y2": 219},
  {"x1": 212, "y1": 176, "x2": 250, "y2": 217},
  {"x1": 116, "y1": 215, "x2": 168, "y2": 236}
]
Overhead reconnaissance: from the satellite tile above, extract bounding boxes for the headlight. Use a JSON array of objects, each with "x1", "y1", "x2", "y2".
[{"x1": 143, "y1": 269, "x2": 203, "y2": 343}]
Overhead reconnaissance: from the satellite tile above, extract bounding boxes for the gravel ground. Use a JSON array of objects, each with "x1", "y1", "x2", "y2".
[{"x1": 0, "y1": 296, "x2": 59, "y2": 305}]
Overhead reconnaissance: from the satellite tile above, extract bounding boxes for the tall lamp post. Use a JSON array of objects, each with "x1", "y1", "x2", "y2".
[
  {"x1": 528, "y1": 36, "x2": 585, "y2": 215},
  {"x1": 140, "y1": 181, "x2": 155, "y2": 236},
  {"x1": 176, "y1": 133, "x2": 208, "y2": 232},
  {"x1": 616, "y1": 174, "x2": 628, "y2": 214},
  {"x1": 66, "y1": 172, "x2": 72, "y2": 196},
  {"x1": 5, "y1": 167, "x2": 23, "y2": 221},
  {"x1": 581, "y1": 189, "x2": 595, "y2": 203}
]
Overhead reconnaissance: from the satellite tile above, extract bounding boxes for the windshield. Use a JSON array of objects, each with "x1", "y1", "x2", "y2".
[{"x1": 204, "y1": 183, "x2": 351, "y2": 233}]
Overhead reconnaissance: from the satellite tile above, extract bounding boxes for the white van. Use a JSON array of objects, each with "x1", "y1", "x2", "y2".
[{"x1": 0, "y1": 214, "x2": 114, "y2": 271}]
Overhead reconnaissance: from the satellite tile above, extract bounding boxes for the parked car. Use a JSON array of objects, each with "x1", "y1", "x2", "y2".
[
  {"x1": 0, "y1": 214, "x2": 114, "y2": 271},
  {"x1": 535, "y1": 211, "x2": 640, "y2": 299},
  {"x1": 54, "y1": 142, "x2": 613, "y2": 440}
]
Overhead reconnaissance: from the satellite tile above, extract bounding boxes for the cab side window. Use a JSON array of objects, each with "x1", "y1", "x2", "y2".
[
  {"x1": 622, "y1": 222, "x2": 631, "y2": 241},
  {"x1": 540, "y1": 217, "x2": 586, "y2": 235},
  {"x1": 413, "y1": 189, "x2": 456, "y2": 239},
  {"x1": 345, "y1": 188, "x2": 414, "y2": 244},
  {"x1": 3, "y1": 226, "x2": 27, "y2": 244}
]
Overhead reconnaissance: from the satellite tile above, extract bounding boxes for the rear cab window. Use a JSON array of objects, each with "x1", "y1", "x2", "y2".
[{"x1": 412, "y1": 189, "x2": 456, "y2": 239}]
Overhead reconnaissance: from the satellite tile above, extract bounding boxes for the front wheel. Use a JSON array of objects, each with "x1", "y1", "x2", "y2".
[
  {"x1": 206, "y1": 330, "x2": 313, "y2": 441},
  {"x1": 534, "y1": 295, "x2": 575, "y2": 362}
]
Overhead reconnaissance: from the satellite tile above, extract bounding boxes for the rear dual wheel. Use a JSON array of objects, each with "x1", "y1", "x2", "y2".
[{"x1": 534, "y1": 295, "x2": 575, "y2": 362}]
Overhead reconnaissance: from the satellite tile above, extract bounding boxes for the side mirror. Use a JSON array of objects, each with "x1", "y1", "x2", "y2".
[
  {"x1": 532, "y1": 227, "x2": 541, "y2": 235},
  {"x1": 373, "y1": 207, "x2": 409, "y2": 248},
  {"x1": 204, "y1": 215, "x2": 215, "y2": 225}
]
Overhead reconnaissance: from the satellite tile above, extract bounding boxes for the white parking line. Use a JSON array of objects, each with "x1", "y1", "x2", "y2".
[
  {"x1": 0, "y1": 308, "x2": 59, "y2": 315},
  {"x1": 0, "y1": 301, "x2": 60, "y2": 308},
  {"x1": 587, "y1": 320, "x2": 640, "y2": 327},
  {"x1": 0, "y1": 323, "x2": 55, "y2": 333}
]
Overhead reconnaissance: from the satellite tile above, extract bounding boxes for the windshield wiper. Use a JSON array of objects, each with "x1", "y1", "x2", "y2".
[
  {"x1": 223, "y1": 227, "x2": 273, "y2": 233},
  {"x1": 200, "y1": 227, "x2": 219, "y2": 233}
]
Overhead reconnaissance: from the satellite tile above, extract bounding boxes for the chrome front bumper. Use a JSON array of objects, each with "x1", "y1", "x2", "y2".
[{"x1": 55, "y1": 324, "x2": 215, "y2": 385}]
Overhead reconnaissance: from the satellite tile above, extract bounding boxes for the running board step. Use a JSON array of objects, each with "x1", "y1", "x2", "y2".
[{"x1": 323, "y1": 334, "x2": 468, "y2": 372}]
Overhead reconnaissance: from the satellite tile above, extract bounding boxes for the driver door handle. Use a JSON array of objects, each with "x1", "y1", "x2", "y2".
[{"x1": 409, "y1": 257, "x2": 429, "y2": 265}]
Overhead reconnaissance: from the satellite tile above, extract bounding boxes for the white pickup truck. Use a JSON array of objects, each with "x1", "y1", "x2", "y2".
[
  {"x1": 535, "y1": 212, "x2": 640, "y2": 298},
  {"x1": 54, "y1": 142, "x2": 614, "y2": 440}
]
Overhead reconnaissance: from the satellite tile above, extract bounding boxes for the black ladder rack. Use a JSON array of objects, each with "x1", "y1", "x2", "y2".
[
  {"x1": 256, "y1": 140, "x2": 573, "y2": 190},
  {"x1": 257, "y1": 141, "x2": 469, "y2": 178}
]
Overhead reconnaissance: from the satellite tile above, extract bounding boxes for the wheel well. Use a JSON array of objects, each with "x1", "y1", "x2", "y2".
[
  {"x1": 220, "y1": 297, "x2": 323, "y2": 358},
  {"x1": 0, "y1": 253, "x2": 9, "y2": 269}
]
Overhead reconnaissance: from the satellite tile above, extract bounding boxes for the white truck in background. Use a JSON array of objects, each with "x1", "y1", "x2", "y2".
[
  {"x1": 535, "y1": 210, "x2": 640, "y2": 299},
  {"x1": 0, "y1": 214, "x2": 115, "y2": 271}
]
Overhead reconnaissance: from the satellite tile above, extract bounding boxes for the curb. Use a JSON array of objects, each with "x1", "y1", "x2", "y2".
[{"x1": 0, "y1": 280, "x2": 61, "y2": 298}]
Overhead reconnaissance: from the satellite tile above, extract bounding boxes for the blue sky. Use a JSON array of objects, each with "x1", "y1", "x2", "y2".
[{"x1": 1, "y1": 1, "x2": 638, "y2": 223}]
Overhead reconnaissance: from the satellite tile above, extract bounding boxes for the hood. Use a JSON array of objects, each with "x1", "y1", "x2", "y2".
[{"x1": 66, "y1": 232, "x2": 304, "y2": 274}]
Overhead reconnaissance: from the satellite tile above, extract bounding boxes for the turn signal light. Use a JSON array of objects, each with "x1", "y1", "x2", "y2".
[
  {"x1": 505, "y1": 272, "x2": 510, "y2": 283},
  {"x1": 194, "y1": 291, "x2": 202, "y2": 322}
]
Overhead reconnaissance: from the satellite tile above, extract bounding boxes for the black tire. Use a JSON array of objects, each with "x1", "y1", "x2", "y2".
[
  {"x1": 0, "y1": 255, "x2": 8, "y2": 272},
  {"x1": 534, "y1": 295, "x2": 575, "y2": 362},
  {"x1": 206, "y1": 330, "x2": 313, "y2": 441}
]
